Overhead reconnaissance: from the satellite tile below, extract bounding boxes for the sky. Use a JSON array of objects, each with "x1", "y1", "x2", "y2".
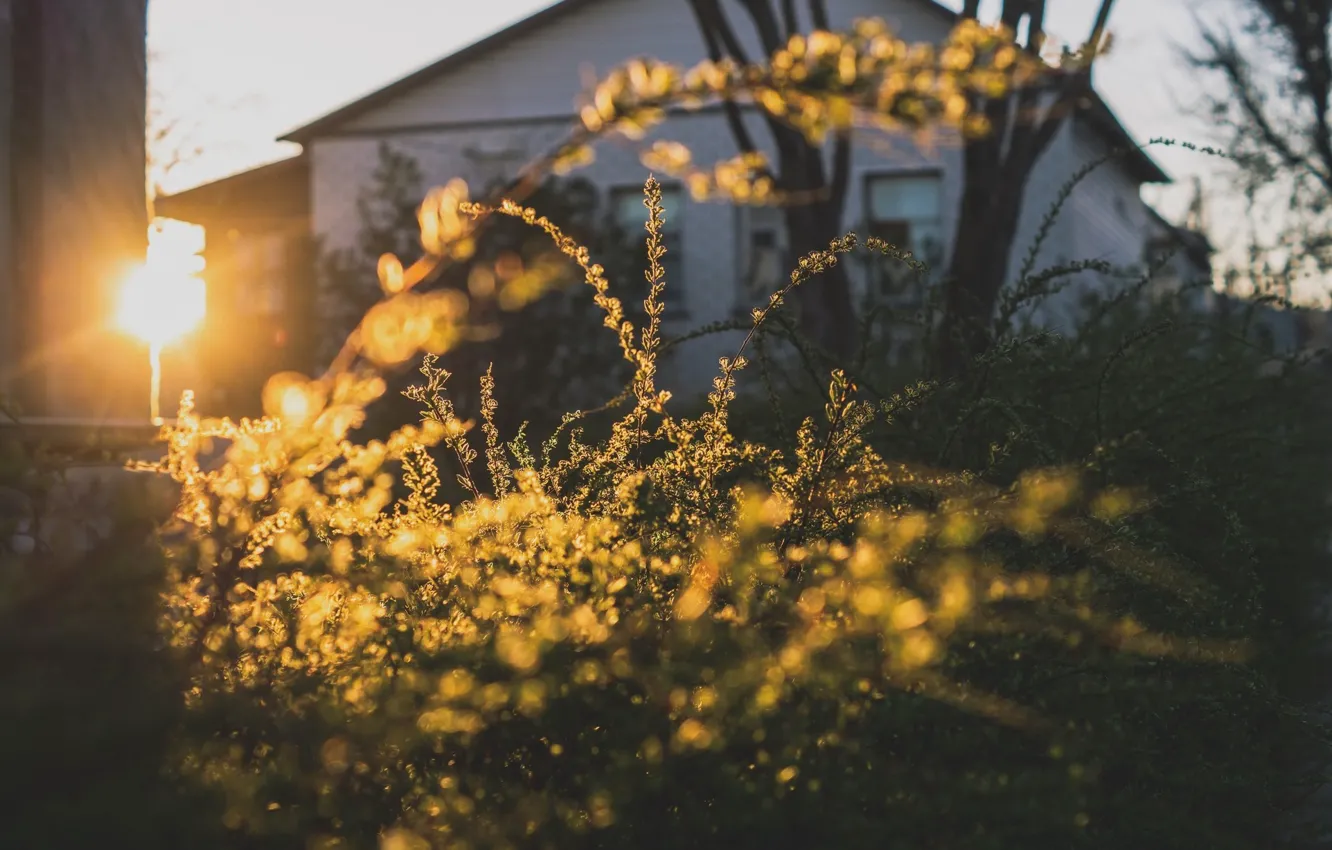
[{"x1": 147, "y1": 0, "x2": 1239, "y2": 220}]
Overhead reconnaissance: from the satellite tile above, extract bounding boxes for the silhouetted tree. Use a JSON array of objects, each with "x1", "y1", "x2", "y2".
[
  {"x1": 1189, "y1": 0, "x2": 1332, "y2": 280},
  {"x1": 687, "y1": 1, "x2": 1119, "y2": 376},
  {"x1": 938, "y1": 0, "x2": 1117, "y2": 376}
]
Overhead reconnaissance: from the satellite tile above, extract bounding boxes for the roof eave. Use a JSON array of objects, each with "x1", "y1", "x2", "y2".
[
  {"x1": 278, "y1": 0, "x2": 599, "y2": 144},
  {"x1": 1081, "y1": 93, "x2": 1170, "y2": 184},
  {"x1": 154, "y1": 153, "x2": 311, "y2": 223}
]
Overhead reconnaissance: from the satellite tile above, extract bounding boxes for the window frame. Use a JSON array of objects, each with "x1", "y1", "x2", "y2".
[
  {"x1": 860, "y1": 168, "x2": 945, "y2": 304},
  {"x1": 736, "y1": 203, "x2": 787, "y2": 315},
  {"x1": 229, "y1": 231, "x2": 289, "y2": 318}
]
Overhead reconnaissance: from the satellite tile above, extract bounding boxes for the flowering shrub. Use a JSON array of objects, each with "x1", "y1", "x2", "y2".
[
  {"x1": 136, "y1": 16, "x2": 1329, "y2": 850},
  {"x1": 138, "y1": 174, "x2": 1299, "y2": 849}
]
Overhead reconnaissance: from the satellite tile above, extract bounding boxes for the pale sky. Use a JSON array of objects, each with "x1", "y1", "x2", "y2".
[{"x1": 147, "y1": 0, "x2": 1238, "y2": 220}]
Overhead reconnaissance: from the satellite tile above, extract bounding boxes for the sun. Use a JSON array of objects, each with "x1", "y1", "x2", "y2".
[
  {"x1": 115, "y1": 220, "x2": 206, "y2": 347},
  {"x1": 115, "y1": 219, "x2": 207, "y2": 423}
]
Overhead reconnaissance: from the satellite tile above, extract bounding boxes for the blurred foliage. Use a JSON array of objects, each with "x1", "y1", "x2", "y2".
[{"x1": 731, "y1": 269, "x2": 1332, "y2": 845}]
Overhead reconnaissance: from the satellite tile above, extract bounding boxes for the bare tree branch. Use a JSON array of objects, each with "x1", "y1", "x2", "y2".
[
  {"x1": 739, "y1": 0, "x2": 784, "y2": 53},
  {"x1": 701, "y1": 0, "x2": 755, "y2": 66},
  {"x1": 1018, "y1": 0, "x2": 1117, "y2": 174},
  {"x1": 1186, "y1": 0, "x2": 1332, "y2": 283},
  {"x1": 1086, "y1": 0, "x2": 1116, "y2": 56},
  {"x1": 695, "y1": 0, "x2": 826, "y2": 199},
  {"x1": 1191, "y1": 21, "x2": 1332, "y2": 191},
  {"x1": 1083, "y1": 0, "x2": 1118, "y2": 84},
  {"x1": 687, "y1": 0, "x2": 858, "y2": 358},
  {"x1": 1000, "y1": 0, "x2": 1026, "y2": 32},
  {"x1": 1207, "y1": 32, "x2": 1319, "y2": 175},
  {"x1": 1267, "y1": 0, "x2": 1332, "y2": 179},
  {"x1": 1025, "y1": 0, "x2": 1048, "y2": 56}
]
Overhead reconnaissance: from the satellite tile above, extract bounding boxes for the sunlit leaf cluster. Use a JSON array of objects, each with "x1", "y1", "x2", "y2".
[{"x1": 568, "y1": 18, "x2": 1043, "y2": 204}]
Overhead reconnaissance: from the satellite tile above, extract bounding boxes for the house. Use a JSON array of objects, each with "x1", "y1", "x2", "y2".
[
  {"x1": 157, "y1": 0, "x2": 1200, "y2": 413},
  {"x1": 0, "y1": 0, "x2": 150, "y2": 424}
]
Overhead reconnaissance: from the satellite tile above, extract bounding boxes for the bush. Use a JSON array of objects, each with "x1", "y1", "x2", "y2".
[
  {"x1": 139, "y1": 176, "x2": 1332, "y2": 849},
  {"x1": 732, "y1": 272, "x2": 1332, "y2": 845}
]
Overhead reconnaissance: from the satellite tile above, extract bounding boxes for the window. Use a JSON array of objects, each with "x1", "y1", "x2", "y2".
[
  {"x1": 741, "y1": 204, "x2": 786, "y2": 310},
  {"x1": 613, "y1": 185, "x2": 685, "y2": 317},
  {"x1": 231, "y1": 232, "x2": 287, "y2": 317},
  {"x1": 864, "y1": 173, "x2": 944, "y2": 302}
]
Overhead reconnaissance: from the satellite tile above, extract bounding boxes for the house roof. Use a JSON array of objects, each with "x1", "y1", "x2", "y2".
[
  {"x1": 1076, "y1": 91, "x2": 1170, "y2": 184},
  {"x1": 274, "y1": 0, "x2": 1169, "y2": 184},
  {"x1": 278, "y1": 0, "x2": 603, "y2": 144},
  {"x1": 155, "y1": 153, "x2": 310, "y2": 224}
]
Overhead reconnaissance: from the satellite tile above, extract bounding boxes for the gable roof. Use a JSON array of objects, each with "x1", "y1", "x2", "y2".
[
  {"x1": 279, "y1": 0, "x2": 605, "y2": 144},
  {"x1": 283, "y1": 0, "x2": 1167, "y2": 183}
]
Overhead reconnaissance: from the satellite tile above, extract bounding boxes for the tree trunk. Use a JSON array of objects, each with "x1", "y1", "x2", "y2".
[
  {"x1": 936, "y1": 168, "x2": 1026, "y2": 377},
  {"x1": 783, "y1": 200, "x2": 857, "y2": 361},
  {"x1": 933, "y1": 0, "x2": 1114, "y2": 379},
  {"x1": 686, "y1": 0, "x2": 858, "y2": 363},
  {"x1": 765, "y1": 104, "x2": 858, "y2": 359}
]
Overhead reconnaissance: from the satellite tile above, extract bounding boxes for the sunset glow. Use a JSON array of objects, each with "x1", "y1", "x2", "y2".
[
  {"x1": 115, "y1": 264, "x2": 205, "y2": 348},
  {"x1": 117, "y1": 222, "x2": 206, "y2": 344},
  {"x1": 115, "y1": 222, "x2": 207, "y2": 423}
]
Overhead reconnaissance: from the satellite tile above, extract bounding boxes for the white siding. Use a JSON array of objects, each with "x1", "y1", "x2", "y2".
[
  {"x1": 341, "y1": 0, "x2": 953, "y2": 132},
  {"x1": 1002, "y1": 119, "x2": 1161, "y2": 333},
  {"x1": 1067, "y1": 122, "x2": 1154, "y2": 272}
]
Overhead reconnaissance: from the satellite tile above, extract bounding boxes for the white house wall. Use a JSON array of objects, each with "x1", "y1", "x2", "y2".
[
  {"x1": 1067, "y1": 124, "x2": 1153, "y2": 269},
  {"x1": 314, "y1": 102, "x2": 993, "y2": 390},
  {"x1": 1014, "y1": 120, "x2": 1158, "y2": 332}
]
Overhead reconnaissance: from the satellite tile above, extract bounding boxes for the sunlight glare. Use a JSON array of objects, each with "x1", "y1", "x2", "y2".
[
  {"x1": 115, "y1": 240, "x2": 206, "y2": 347},
  {"x1": 115, "y1": 221, "x2": 207, "y2": 423}
]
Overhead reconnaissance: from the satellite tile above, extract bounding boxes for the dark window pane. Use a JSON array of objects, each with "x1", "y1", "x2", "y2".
[{"x1": 868, "y1": 220, "x2": 913, "y2": 298}]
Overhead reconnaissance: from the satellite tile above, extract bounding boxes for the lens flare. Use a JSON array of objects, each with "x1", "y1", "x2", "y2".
[
  {"x1": 115, "y1": 261, "x2": 206, "y2": 347},
  {"x1": 116, "y1": 223, "x2": 207, "y2": 423}
]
